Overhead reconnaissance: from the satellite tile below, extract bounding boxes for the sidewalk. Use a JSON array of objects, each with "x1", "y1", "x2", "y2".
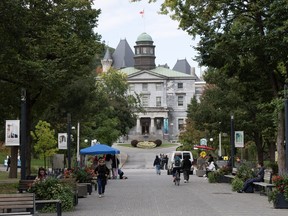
[{"x1": 38, "y1": 170, "x2": 287, "y2": 216}]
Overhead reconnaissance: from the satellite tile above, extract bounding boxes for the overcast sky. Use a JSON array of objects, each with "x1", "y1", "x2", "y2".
[{"x1": 93, "y1": 0, "x2": 201, "y2": 75}]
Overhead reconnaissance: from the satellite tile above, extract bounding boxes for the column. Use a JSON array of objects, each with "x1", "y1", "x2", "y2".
[
  {"x1": 150, "y1": 118, "x2": 155, "y2": 134},
  {"x1": 136, "y1": 118, "x2": 141, "y2": 134}
]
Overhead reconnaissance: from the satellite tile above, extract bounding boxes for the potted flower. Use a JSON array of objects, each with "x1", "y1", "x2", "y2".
[
  {"x1": 73, "y1": 167, "x2": 96, "y2": 195},
  {"x1": 268, "y1": 175, "x2": 288, "y2": 209}
]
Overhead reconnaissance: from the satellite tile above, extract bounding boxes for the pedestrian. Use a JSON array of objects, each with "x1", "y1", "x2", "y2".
[
  {"x1": 6, "y1": 156, "x2": 11, "y2": 171},
  {"x1": 153, "y1": 155, "x2": 161, "y2": 175},
  {"x1": 105, "y1": 154, "x2": 112, "y2": 179},
  {"x1": 163, "y1": 155, "x2": 169, "y2": 170},
  {"x1": 111, "y1": 155, "x2": 119, "y2": 179},
  {"x1": 94, "y1": 158, "x2": 109, "y2": 198},
  {"x1": 35, "y1": 167, "x2": 47, "y2": 182},
  {"x1": 207, "y1": 154, "x2": 214, "y2": 164},
  {"x1": 182, "y1": 155, "x2": 192, "y2": 183},
  {"x1": 237, "y1": 162, "x2": 265, "y2": 193}
]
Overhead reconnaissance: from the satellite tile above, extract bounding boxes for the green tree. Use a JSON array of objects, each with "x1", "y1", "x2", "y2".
[
  {"x1": 147, "y1": 0, "x2": 288, "y2": 174},
  {"x1": 31, "y1": 120, "x2": 57, "y2": 168},
  {"x1": 0, "y1": 0, "x2": 104, "y2": 174}
]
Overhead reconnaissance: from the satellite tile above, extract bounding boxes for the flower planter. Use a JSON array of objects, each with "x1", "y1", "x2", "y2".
[
  {"x1": 273, "y1": 193, "x2": 288, "y2": 209},
  {"x1": 77, "y1": 184, "x2": 88, "y2": 198}
]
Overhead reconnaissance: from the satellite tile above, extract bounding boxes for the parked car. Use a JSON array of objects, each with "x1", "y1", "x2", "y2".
[{"x1": 167, "y1": 151, "x2": 194, "y2": 175}]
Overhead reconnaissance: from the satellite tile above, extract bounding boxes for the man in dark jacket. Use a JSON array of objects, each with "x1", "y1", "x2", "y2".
[
  {"x1": 238, "y1": 162, "x2": 265, "y2": 193},
  {"x1": 182, "y1": 155, "x2": 192, "y2": 183}
]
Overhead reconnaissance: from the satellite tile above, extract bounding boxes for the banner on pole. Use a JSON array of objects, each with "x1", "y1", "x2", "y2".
[
  {"x1": 58, "y1": 133, "x2": 67, "y2": 149},
  {"x1": 5, "y1": 120, "x2": 20, "y2": 146},
  {"x1": 235, "y1": 131, "x2": 244, "y2": 147}
]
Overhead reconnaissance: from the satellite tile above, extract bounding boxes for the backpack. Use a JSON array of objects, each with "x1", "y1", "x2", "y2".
[{"x1": 174, "y1": 158, "x2": 181, "y2": 167}]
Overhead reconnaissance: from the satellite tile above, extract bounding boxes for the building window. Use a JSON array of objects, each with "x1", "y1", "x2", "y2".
[
  {"x1": 178, "y1": 83, "x2": 183, "y2": 89},
  {"x1": 156, "y1": 83, "x2": 162, "y2": 91},
  {"x1": 156, "y1": 119, "x2": 162, "y2": 129},
  {"x1": 156, "y1": 97, "x2": 161, "y2": 107},
  {"x1": 143, "y1": 47, "x2": 148, "y2": 54},
  {"x1": 135, "y1": 48, "x2": 140, "y2": 55},
  {"x1": 141, "y1": 95, "x2": 149, "y2": 107},
  {"x1": 195, "y1": 87, "x2": 202, "y2": 94},
  {"x1": 142, "y1": 83, "x2": 148, "y2": 91},
  {"x1": 178, "y1": 119, "x2": 184, "y2": 130},
  {"x1": 178, "y1": 96, "x2": 184, "y2": 106},
  {"x1": 129, "y1": 84, "x2": 135, "y2": 91}
]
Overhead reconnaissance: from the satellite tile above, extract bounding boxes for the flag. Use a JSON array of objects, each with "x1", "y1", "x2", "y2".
[{"x1": 139, "y1": 10, "x2": 144, "y2": 17}]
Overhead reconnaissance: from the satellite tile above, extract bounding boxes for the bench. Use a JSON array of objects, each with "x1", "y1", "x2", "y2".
[
  {"x1": 253, "y1": 170, "x2": 274, "y2": 195},
  {"x1": 18, "y1": 180, "x2": 35, "y2": 193},
  {"x1": 0, "y1": 193, "x2": 36, "y2": 215},
  {"x1": 35, "y1": 200, "x2": 61, "y2": 216},
  {"x1": 224, "y1": 167, "x2": 237, "y2": 183}
]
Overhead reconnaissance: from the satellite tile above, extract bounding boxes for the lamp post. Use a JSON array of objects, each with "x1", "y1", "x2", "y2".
[
  {"x1": 67, "y1": 114, "x2": 71, "y2": 170},
  {"x1": 285, "y1": 84, "x2": 288, "y2": 174},
  {"x1": 20, "y1": 88, "x2": 27, "y2": 180},
  {"x1": 230, "y1": 114, "x2": 235, "y2": 168},
  {"x1": 218, "y1": 131, "x2": 222, "y2": 158}
]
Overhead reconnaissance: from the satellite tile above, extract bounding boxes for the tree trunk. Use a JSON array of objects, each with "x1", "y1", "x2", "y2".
[
  {"x1": 8, "y1": 146, "x2": 18, "y2": 178},
  {"x1": 276, "y1": 110, "x2": 285, "y2": 175},
  {"x1": 254, "y1": 132, "x2": 264, "y2": 164}
]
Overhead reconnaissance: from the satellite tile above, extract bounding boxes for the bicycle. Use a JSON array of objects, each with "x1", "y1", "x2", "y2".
[{"x1": 174, "y1": 169, "x2": 180, "y2": 186}]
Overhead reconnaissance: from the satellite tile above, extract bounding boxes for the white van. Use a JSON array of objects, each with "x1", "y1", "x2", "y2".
[{"x1": 167, "y1": 151, "x2": 194, "y2": 175}]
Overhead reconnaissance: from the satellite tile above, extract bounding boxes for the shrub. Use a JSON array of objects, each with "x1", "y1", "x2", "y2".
[
  {"x1": 28, "y1": 177, "x2": 74, "y2": 212},
  {"x1": 154, "y1": 139, "x2": 162, "y2": 147},
  {"x1": 236, "y1": 164, "x2": 254, "y2": 181},
  {"x1": 231, "y1": 177, "x2": 244, "y2": 191},
  {"x1": 131, "y1": 140, "x2": 138, "y2": 147},
  {"x1": 208, "y1": 172, "x2": 220, "y2": 183}
]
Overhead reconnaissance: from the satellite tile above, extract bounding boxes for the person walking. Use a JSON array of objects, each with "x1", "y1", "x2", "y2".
[
  {"x1": 94, "y1": 158, "x2": 109, "y2": 198},
  {"x1": 153, "y1": 155, "x2": 161, "y2": 175},
  {"x1": 111, "y1": 155, "x2": 119, "y2": 179},
  {"x1": 182, "y1": 155, "x2": 192, "y2": 183}
]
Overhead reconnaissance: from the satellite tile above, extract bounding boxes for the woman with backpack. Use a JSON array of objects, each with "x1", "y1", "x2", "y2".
[{"x1": 153, "y1": 155, "x2": 161, "y2": 175}]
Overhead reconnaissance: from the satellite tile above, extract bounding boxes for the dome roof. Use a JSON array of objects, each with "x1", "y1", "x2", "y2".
[{"x1": 136, "y1": 32, "x2": 153, "y2": 42}]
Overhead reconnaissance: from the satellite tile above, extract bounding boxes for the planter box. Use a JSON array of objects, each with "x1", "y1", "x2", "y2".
[
  {"x1": 77, "y1": 184, "x2": 88, "y2": 198},
  {"x1": 274, "y1": 193, "x2": 288, "y2": 209},
  {"x1": 196, "y1": 170, "x2": 206, "y2": 177}
]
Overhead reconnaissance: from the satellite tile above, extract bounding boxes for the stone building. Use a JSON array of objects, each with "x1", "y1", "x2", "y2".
[{"x1": 101, "y1": 32, "x2": 205, "y2": 142}]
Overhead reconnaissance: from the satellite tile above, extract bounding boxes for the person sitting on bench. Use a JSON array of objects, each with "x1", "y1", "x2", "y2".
[{"x1": 237, "y1": 162, "x2": 265, "y2": 193}]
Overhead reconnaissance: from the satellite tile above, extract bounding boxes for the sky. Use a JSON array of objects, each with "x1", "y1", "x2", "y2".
[{"x1": 93, "y1": 0, "x2": 201, "y2": 76}]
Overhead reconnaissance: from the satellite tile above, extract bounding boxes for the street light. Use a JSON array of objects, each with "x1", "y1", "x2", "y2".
[
  {"x1": 67, "y1": 114, "x2": 71, "y2": 170},
  {"x1": 20, "y1": 88, "x2": 27, "y2": 180},
  {"x1": 230, "y1": 114, "x2": 235, "y2": 168},
  {"x1": 72, "y1": 122, "x2": 80, "y2": 164}
]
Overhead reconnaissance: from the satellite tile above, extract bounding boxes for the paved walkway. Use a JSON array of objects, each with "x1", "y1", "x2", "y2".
[{"x1": 39, "y1": 169, "x2": 287, "y2": 216}]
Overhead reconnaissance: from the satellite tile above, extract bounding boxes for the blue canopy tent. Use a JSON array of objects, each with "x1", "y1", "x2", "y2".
[{"x1": 80, "y1": 144, "x2": 120, "y2": 155}]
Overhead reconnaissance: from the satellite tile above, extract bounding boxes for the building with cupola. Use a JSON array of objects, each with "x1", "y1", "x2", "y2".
[{"x1": 101, "y1": 32, "x2": 205, "y2": 142}]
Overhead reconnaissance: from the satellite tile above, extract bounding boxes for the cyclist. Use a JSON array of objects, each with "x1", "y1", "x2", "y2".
[{"x1": 172, "y1": 155, "x2": 181, "y2": 182}]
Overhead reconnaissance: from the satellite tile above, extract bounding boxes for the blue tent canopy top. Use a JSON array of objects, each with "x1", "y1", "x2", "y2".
[{"x1": 80, "y1": 144, "x2": 120, "y2": 155}]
